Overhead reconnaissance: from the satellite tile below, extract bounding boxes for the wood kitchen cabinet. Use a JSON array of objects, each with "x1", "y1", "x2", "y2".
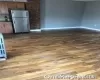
[
  {"x1": 3, "y1": 3, "x2": 8, "y2": 14},
  {"x1": 0, "y1": 2, "x2": 25, "y2": 14},
  {"x1": 0, "y1": 22, "x2": 13, "y2": 34},
  {"x1": 7, "y1": 2, "x2": 25, "y2": 9},
  {"x1": 0, "y1": 2, "x2": 8, "y2": 14},
  {"x1": 0, "y1": 22, "x2": 5, "y2": 33},
  {"x1": 7, "y1": 2, "x2": 17, "y2": 9},
  {"x1": 16, "y1": 3, "x2": 25, "y2": 9}
]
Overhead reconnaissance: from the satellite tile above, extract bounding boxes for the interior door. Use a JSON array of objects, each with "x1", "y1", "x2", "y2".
[{"x1": 12, "y1": 18, "x2": 30, "y2": 33}]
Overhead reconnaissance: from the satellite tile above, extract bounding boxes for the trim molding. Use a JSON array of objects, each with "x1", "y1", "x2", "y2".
[
  {"x1": 41, "y1": 27, "x2": 81, "y2": 31},
  {"x1": 80, "y1": 26, "x2": 100, "y2": 32},
  {"x1": 30, "y1": 26, "x2": 100, "y2": 32},
  {"x1": 30, "y1": 29, "x2": 41, "y2": 32}
]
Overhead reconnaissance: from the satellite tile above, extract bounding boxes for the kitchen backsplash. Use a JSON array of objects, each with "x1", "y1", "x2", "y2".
[{"x1": 0, "y1": 15, "x2": 10, "y2": 22}]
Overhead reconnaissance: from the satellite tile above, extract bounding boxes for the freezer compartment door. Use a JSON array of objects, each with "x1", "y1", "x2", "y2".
[
  {"x1": 11, "y1": 10, "x2": 29, "y2": 18},
  {"x1": 12, "y1": 18, "x2": 30, "y2": 33}
]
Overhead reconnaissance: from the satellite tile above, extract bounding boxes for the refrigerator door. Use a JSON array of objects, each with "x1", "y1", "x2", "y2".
[
  {"x1": 11, "y1": 10, "x2": 29, "y2": 18},
  {"x1": 12, "y1": 18, "x2": 30, "y2": 33}
]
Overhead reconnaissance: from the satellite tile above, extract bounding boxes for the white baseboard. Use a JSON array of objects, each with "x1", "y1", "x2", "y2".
[
  {"x1": 30, "y1": 26, "x2": 100, "y2": 32},
  {"x1": 30, "y1": 29, "x2": 41, "y2": 32},
  {"x1": 80, "y1": 26, "x2": 100, "y2": 32},
  {"x1": 41, "y1": 27, "x2": 81, "y2": 31}
]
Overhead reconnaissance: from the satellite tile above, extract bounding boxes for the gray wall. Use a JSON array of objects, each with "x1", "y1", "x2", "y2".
[
  {"x1": 41, "y1": 0, "x2": 85, "y2": 29},
  {"x1": 82, "y1": 1, "x2": 100, "y2": 29}
]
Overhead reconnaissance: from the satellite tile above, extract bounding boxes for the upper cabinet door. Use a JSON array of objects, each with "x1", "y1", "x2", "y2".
[
  {"x1": 7, "y1": 2, "x2": 17, "y2": 9},
  {"x1": 1, "y1": 3, "x2": 8, "y2": 14},
  {"x1": 0, "y1": 2, "x2": 8, "y2": 14},
  {"x1": 16, "y1": 3, "x2": 25, "y2": 9}
]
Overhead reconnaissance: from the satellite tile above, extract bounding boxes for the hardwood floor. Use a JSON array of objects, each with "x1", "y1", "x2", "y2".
[{"x1": 0, "y1": 29, "x2": 100, "y2": 80}]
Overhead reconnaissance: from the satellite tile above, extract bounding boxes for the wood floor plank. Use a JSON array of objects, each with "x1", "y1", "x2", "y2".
[{"x1": 0, "y1": 30, "x2": 100, "y2": 80}]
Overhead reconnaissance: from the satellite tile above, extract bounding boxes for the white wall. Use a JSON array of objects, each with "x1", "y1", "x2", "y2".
[
  {"x1": 82, "y1": 1, "x2": 100, "y2": 29},
  {"x1": 41, "y1": 0, "x2": 85, "y2": 29}
]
